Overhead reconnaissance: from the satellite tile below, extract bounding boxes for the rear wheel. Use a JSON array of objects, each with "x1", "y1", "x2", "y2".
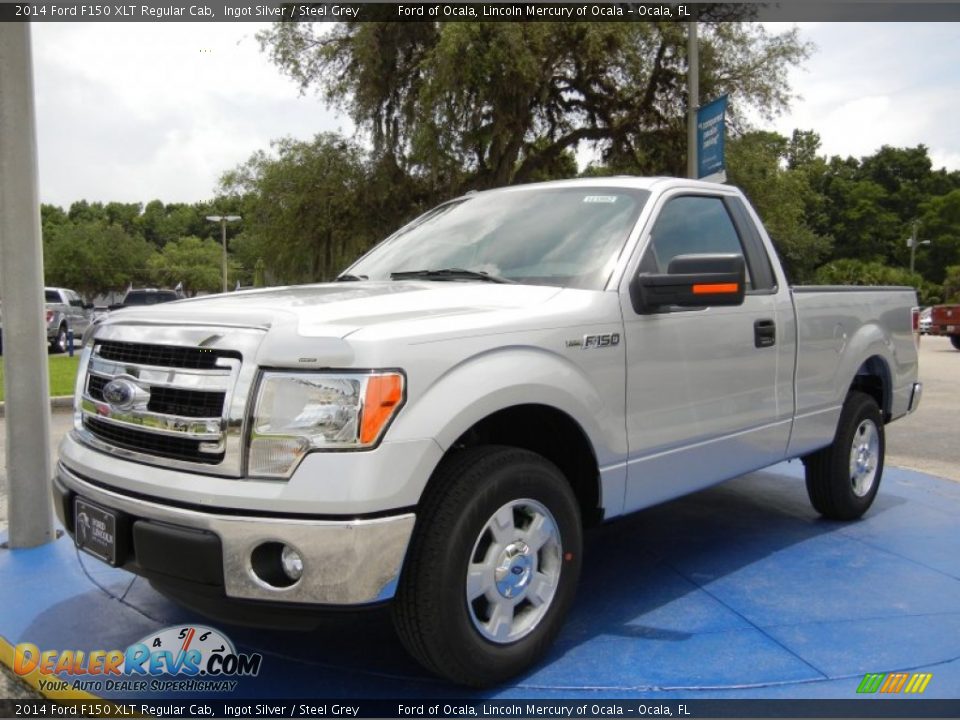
[
  {"x1": 950, "y1": 335, "x2": 960, "y2": 351},
  {"x1": 804, "y1": 391, "x2": 884, "y2": 520},
  {"x1": 392, "y1": 445, "x2": 582, "y2": 687}
]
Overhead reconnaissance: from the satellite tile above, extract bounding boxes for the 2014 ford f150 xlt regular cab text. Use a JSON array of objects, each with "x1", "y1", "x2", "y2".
[{"x1": 54, "y1": 178, "x2": 922, "y2": 686}]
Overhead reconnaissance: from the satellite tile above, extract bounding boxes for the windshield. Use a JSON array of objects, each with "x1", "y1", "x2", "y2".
[
  {"x1": 124, "y1": 291, "x2": 178, "y2": 305},
  {"x1": 348, "y1": 186, "x2": 649, "y2": 289}
]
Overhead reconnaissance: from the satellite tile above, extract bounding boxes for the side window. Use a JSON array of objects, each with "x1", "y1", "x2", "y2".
[
  {"x1": 68, "y1": 291, "x2": 83, "y2": 308},
  {"x1": 641, "y1": 196, "x2": 751, "y2": 286}
]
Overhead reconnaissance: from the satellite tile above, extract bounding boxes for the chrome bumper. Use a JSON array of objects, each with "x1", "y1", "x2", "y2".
[
  {"x1": 56, "y1": 463, "x2": 415, "y2": 606},
  {"x1": 908, "y1": 381, "x2": 923, "y2": 414}
]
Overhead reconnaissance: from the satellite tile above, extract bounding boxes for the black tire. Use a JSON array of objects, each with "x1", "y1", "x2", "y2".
[
  {"x1": 392, "y1": 445, "x2": 582, "y2": 687},
  {"x1": 950, "y1": 335, "x2": 960, "y2": 351},
  {"x1": 804, "y1": 391, "x2": 884, "y2": 520},
  {"x1": 49, "y1": 324, "x2": 67, "y2": 353}
]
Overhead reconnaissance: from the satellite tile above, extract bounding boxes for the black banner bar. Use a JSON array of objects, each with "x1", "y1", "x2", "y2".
[
  {"x1": 2, "y1": 1, "x2": 960, "y2": 23},
  {"x1": 3, "y1": 698, "x2": 960, "y2": 719}
]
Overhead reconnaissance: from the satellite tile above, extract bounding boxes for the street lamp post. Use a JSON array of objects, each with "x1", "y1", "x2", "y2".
[
  {"x1": 687, "y1": 19, "x2": 699, "y2": 180},
  {"x1": 206, "y1": 214, "x2": 241, "y2": 293},
  {"x1": 906, "y1": 221, "x2": 930, "y2": 274}
]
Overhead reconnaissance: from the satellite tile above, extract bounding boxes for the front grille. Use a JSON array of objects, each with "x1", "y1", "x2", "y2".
[
  {"x1": 87, "y1": 374, "x2": 108, "y2": 401},
  {"x1": 87, "y1": 375, "x2": 225, "y2": 419},
  {"x1": 78, "y1": 327, "x2": 263, "y2": 476},
  {"x1": 148, "y1": 387, "x2": 226, "y2": 418},
  {"x1": 83, "y1": 417, "x2": 222, "y2": 465},
  {"x1": 96, "y1": 341, "x2": 240, "y2": 370}
]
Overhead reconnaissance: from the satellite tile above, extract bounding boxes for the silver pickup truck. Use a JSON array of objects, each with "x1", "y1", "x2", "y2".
[
  {"x1": 53, "y1": 178, "x2": 921, "y2": 686},
  {"x1": 0, "y1": 287, "x2": 92, "y2": 354}
]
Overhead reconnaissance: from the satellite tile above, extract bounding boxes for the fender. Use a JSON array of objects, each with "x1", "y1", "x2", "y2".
[
  {"x1": 388, "y1": 345, "x2": 626, "y2": 469},
  {"x1": 835, "y1": 321, "x2": 895, "y2": 414},
  {"x1": 788, "y1": 319, "x2": 895, "y2": 459}
]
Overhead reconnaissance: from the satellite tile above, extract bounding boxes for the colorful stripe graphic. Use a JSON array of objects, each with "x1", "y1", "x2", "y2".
[{"x1": 857, "y1": 671, "x2": 932, "y2": 694}]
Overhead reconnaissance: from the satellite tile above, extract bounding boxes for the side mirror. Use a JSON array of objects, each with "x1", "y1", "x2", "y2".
[
  {"x1": 83, "y1": 303, "x2": 94, "y2": 310},
  {"x1": 631, "y1": 253, "x2": 746, "y2": 314}
]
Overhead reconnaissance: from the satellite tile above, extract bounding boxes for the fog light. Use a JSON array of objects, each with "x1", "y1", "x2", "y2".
[
  {"x1": 250, "y1": 542, "x2": 301, "y2": 588},
  {"x1": 281, "y1": 545, "x2": 304, "y2": 581}
]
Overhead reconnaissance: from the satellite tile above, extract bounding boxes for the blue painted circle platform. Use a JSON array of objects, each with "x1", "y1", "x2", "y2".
[{"x1": 2, "y1": 461, "x2": 959, "y2": 699}]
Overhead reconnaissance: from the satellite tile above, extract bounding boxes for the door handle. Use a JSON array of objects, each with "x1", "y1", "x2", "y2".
[{"x1": 754, "y1": 319, "x2": 776, "y2": 348}]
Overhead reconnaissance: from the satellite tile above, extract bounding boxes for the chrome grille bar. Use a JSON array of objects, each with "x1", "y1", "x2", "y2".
[{"x1": 79, "y1": 398, "x2": 224, "y2": 441}]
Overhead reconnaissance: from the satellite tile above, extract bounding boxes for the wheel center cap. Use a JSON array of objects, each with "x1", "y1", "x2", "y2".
[{"x1": 494, "y1": 541, "x2": 532, "y2": 598}]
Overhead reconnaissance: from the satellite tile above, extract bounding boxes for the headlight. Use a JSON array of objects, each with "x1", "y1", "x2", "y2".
[{"x1": 248, "y1": 371, "x2": 405, "y2": 478}]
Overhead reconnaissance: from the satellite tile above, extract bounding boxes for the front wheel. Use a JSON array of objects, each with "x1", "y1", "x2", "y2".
[
  {"x1": 804, "y1": 391, "x2": 885, "y2": 520},
  {"x1": 49, "y1": 324, "x2": 67, "y2": 353},
  {"x1": 950, "y1": 335, "x2": 960, "y2": 351},
  {"x1": 392, "y1": 446, "x2": 582, "y2": 687}
]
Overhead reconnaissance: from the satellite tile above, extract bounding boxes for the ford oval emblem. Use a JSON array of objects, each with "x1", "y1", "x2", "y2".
[{"x1": 102, "y1": 378, "x2": 146, "y2": 411}]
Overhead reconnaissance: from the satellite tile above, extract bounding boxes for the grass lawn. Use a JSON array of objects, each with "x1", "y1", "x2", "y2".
[{"x1": 0, "y1": 353, "x2": 80, "y2": 401}]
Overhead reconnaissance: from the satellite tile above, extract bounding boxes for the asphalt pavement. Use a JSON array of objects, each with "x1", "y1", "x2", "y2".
[{"x1": 885, "y1": 334, "x2": 959, "y2": 481}]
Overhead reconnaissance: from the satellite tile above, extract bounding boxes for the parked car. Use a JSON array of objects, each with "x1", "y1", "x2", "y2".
[
  {"x1": 108, "y1": 288, "x2": 182, "y2": 311},
  {"x1": 54, "y1": 178, "x2": 921, "y2": 686},
  {"x1": 928, "y1": 304, "x2": 960, "y2": 349},
  {"x1": 919, "y1": 307, "x2": 932, "y2": 334},
  {"x1": 0, "y1": 287, "x2": 93, "y2": 354}
]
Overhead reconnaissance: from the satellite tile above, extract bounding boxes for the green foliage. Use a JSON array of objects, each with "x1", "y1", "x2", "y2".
[
  {"x1": 258, "y1": 20, "x2": 809, "y2": 190},
  {"x1": 917, "y1": 189, "x2": 960, "y2": 284},
  {"x1": 943, "y1": 266, "x2": 960, "y2": 302},
  {"x1": 44, "y1": 221, "x2": 156, "y2": 300},
  {"x1": 813, "y1": 259, "x2": 939, "y2": 305},
  {"x1": 220, "y1": 133, "x2": 396, "y2": 283},
  {"x1": 814, "y1": 258, "x2": 919, "y2": 286},
  {"x1": 40, "y1": 196, "x2": 251, "y2": 297},
  {"x1": 148, "y1": 236, "x2": 229, "y2": 295},
  {"x1": 806, "y1": 145, "x2": 960, "y2": 274},
  {"x1": 139, "y1": 200, "x2": 234, "y2": 248},
  {"x1": 725, "y1": 130, "x2": 831, "y2": 282},
  {"x1": 229, "y1": 232, "x2": 267, "y2": 286}
]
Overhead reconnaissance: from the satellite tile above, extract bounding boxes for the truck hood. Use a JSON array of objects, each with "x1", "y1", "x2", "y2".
[{"x1": 102, "y1": 281, "x2": 564, "y2": 339}]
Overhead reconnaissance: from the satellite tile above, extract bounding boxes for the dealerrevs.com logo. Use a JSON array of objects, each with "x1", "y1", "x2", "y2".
[{"x1": 14, "y1": 625, "x2": 262, "y2": 693}]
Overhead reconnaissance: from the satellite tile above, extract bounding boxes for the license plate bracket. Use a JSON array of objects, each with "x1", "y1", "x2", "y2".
[{"x1": 74, "y1": 497, "x2": 118, "y2": 566}]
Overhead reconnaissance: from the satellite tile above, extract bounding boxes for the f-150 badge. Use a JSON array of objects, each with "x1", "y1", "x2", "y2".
[{"x1": 567, "y1": 333, "x2": 620, "y2": 349}]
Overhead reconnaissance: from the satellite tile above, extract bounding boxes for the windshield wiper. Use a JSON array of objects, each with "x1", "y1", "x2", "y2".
[
  {"x1": 390, "y1": 268, "x2": 514, "y2": 284},
  {"x1": 334, "y1": 274, "x2": 368, "y2": 282}
]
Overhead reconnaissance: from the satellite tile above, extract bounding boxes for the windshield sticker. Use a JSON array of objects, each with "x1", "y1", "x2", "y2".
[{"x1": 583, "y1": 195, "x2": 618, "y2": 203}]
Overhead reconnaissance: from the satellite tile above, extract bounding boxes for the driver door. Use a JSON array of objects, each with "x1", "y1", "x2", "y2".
[{"x1": 619, "y1": 191, "x2": 791, "y2": 512}]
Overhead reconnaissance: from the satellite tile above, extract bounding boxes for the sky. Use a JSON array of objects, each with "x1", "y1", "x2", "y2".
[{"x1": 28, "y1": 20, "x2": 960, "y2": 209}]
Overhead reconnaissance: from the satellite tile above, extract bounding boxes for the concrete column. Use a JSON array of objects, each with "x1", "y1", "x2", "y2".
[{"x1": 0, "y1": 24, "x2": 55, "y2": 548}]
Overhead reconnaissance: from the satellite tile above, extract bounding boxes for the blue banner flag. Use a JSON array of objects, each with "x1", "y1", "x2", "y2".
[{"x1": 697, "y1": 95, "x2": 728, "y2": 181}]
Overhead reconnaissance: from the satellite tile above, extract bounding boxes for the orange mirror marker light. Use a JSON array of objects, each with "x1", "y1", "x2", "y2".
[
  {"x1": 692, "y1": 282, "x2": 739, "y2": 295},
  {"x1": 360, "y1": 373, "x2": 404, "y2": 445}
]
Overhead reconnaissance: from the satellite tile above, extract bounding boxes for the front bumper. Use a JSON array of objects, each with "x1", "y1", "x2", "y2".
[{"x1": 54, "y1": 462, "x2": 415, "y2": 608}]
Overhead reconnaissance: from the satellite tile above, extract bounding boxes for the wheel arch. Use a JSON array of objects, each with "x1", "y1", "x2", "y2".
[
  {"x1": 445, "y1": 404, "x2": 603, "y2": 527},
  {"x1": 850, "y1": 354, "x2": 892, "y2": 422}
]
